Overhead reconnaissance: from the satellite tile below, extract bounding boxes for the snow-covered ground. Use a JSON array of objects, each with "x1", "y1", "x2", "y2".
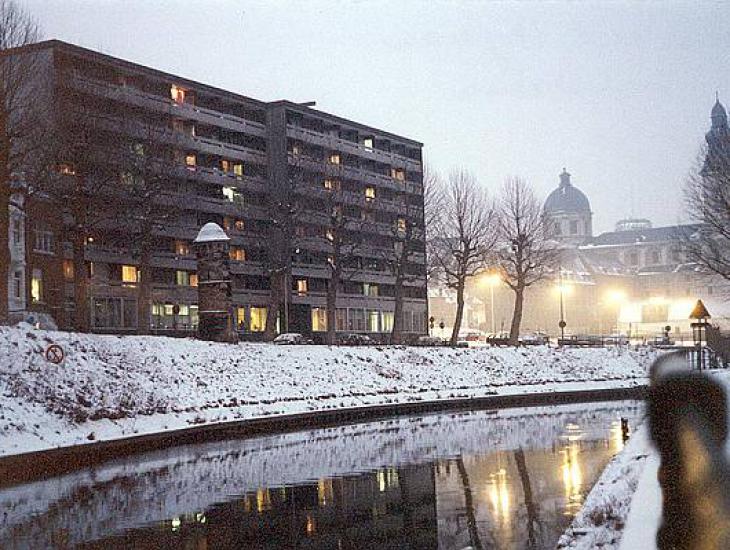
[{"x1": 0, "y1": 323, "x2": 656, "y2": 457}]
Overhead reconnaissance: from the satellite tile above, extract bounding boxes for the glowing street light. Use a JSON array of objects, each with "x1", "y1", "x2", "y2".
[{"x1": 555, "y1": 267, "x2": 572, "y2": 342}]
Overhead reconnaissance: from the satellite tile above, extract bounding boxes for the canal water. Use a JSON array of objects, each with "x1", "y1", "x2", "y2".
[{"x1": 0, "y1": 400, "x2": 643, "y2": 549}]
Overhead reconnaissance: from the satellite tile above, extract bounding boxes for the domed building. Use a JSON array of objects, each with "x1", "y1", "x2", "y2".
[{"x1": 544, "y1": 168, "x2": 593, "y2": 245}]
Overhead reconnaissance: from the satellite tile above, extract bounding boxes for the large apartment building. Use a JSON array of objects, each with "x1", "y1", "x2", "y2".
[{"x1": 5, "y1": 40, "x2": 427, "y2": 340}]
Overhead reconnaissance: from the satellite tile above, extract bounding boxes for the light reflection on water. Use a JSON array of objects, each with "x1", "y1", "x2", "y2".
[{"x1": 0, "y1": 400, "x2": 642, "y2": 550}]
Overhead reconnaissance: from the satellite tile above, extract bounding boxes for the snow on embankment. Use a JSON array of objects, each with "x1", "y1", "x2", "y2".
[{"x1": 0, "y1": 324, "x2": 655, "y2": 456}]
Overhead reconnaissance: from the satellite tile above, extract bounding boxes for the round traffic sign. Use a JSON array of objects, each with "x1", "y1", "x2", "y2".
[
  {"x1": 558, "y1": 320, "x2": 567, "y2": 329},
  {"x1": 45, "y1": 344, "x2": 65, "y2": 364}
]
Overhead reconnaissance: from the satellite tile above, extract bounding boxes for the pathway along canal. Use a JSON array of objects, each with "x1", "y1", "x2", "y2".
[{"x1": 1, "y1": 399, "x2": 643, "y2": 549}]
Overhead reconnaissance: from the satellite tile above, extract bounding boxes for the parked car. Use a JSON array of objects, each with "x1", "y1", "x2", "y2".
[
  {"x1": 485, "y1": 332, "x2": 511, "y2": 346},
  {"x1": 415, "y1": 335, "x2": 445, "y2": 347},
  {"x1": 338, "y1": 333, "x2": 373, "y2": 346},
  {"x1": 464, "y1": 332, "x2": 483, "y2": 342},
  {"x1": 273, "y1": 333, "x2": 313, "y2": 345},
  {"x1": 521, "y1": 332, "x2": 549, "y2": 345}
]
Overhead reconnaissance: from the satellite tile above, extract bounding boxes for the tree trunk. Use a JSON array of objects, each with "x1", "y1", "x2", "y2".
[
  {"x1": 391, "y1": 267, "x2": 405, "y2": 345},
  {"x1": 72, "y1": 230, "x2": 89, "y2": 332},
  {"x1": 0, "y1": 184, "x2": 9, "y2": 324},
  {"x1": 514, "y1": 447, "x2": 539, "y2": 549},
  {"x1": 456, "y1": 456, "x2": 484, "y2": 550},
  {"x1": 136, "y1": 243, "x2": 152, "y2": 335},
  {"x1": 509, "y1": 285, "x2": 524, "y2": 346},
  {"x1": 264, "y1": 270, "x2": 284, "y2": 340},
  {"x1": 450, "y1": 279, "x2": 465, "y2": 346},
  {"x1": 325, "y1": 267, "x2": 338, "y2": 345}
]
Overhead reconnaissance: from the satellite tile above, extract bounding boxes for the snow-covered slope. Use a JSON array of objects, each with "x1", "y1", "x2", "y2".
[{"x1": 0, "y1": 324, "x2": 655, "y2": 456}]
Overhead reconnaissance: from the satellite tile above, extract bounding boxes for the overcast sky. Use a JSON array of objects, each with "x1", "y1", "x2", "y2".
[{"x1": 22, "y1": 0, "x2": 730, "y2": 233}]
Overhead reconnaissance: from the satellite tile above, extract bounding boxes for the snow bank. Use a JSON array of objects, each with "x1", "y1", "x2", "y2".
[{"x1": 0, "y1": 324, "x2": 656, "y2": 456}]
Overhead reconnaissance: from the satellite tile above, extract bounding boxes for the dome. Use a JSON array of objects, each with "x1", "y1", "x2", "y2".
[
  {"x1": 544, "y1": 169, "x2": 591, "y2": 214},
  {"x1": 194, "y1": 222, "x2": 230, "y2": 243}
]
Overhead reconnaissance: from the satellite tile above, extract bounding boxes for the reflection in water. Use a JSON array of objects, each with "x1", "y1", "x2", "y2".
[{"x1": 1, "y1": 401, "x2": 643, "y2": 549}]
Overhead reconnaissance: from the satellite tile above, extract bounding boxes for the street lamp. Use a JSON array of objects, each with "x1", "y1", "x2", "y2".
[
  {"x1": 555, "y1": 268, "x2": 572, "y2": 343},
  {"x1": 480, "y1": 272, "x2": 502, "y2": 334},
  {"x1": 690, "y1": 299, "x2": 711, "y2": 370}
]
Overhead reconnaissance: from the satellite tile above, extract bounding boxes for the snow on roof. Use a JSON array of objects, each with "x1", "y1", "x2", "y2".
[{"x1": 194, "y1": 222, "x2": 230, "y2": 243}]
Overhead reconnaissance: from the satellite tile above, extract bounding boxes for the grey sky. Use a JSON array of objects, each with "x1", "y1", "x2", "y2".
[{"x1": 22, "y1": 0, "x2": 730, "y2": 233}]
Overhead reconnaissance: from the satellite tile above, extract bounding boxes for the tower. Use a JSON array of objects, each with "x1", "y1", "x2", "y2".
[
  {"x1": 544, "y1": 168, "x2": 593, "y2": 245},
  {"x1": 194, "y1": 222, "x2": 238, "y2": 343},
  {"x1": 703, "y1": 93, "x2": 730, "y2": 174}
]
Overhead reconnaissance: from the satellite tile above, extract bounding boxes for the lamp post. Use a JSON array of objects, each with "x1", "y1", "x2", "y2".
[
  {"x1": 481, "y1": 272, "x2": 501, "y2": 335},
  {"x1": 690, "y1": 299, "x2": 711, "y2": 370},
  {"x1": 557, "y1": 267, "x2": 567, "y2": 343}
]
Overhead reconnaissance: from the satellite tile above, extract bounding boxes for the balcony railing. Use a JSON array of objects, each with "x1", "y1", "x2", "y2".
[{"x1": 67, "y1": 72, "x2": 266, "y2": 137}]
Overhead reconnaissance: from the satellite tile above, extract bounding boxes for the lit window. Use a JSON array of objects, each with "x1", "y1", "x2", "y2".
[
  {"x1": 365, "y1": 187, "x2": 376, "y2": 201},
  {"x1": 122, "y1": 265, "x2": 138, "y2": 284},
  {"x1": 222, "y1": 186, "x2": 240, "y2": 203},
  {"x1": 297, "y1": 279, "x2": 308, "y2": 295},
  {"x1": 133, "y1": 143, "x2": 145, "y2": 157},
  {"x1": 311, "y1": 307, "x2": 327, "y2": 332},
  {"x1": 185, "y1": 153, "x2": 196, "y2": 169},
  {"x1": 63, "y1": 260, "x2": 74, "y2": 280},
  {"x1": 229, "y1": 248, "x2": 246, "y2": 261},
  {"x1": 176, "y1": 270, "x2": 190, "y2": 286},
  {"x1": 291, "y1": 144, "x2": 302, "y2": 156},
  {"x1": 221, "y1": 159, "x2": 231, "y2": 173},
  {"x1": 34, "y1": 230, "x2": 54, "y2": 254},
  {"x1": 189, "y1": 273, "x2": 198, "y2": 287},
  {"x1": 391, "y1": 168, "x2": 405, "y2": 181},
  {"x1": 31, "y1": 268, "x2": 43, "y2": 303},
  {"x1": 250, "y1": 307, "x2": 267, "y2": 332},
  {"x1": 324, "y1": 178, "x2": 339, "y2": 191},
  {"x1": 328, "y1": 153, "x2": 341, "y2": 165},
  {"x1": 325, "y1": 229, "x2": 334, "y2": 242},
  {"x1": 236, "y1": 307, "x2": 246, "y2": 327},
  {"x1": 234, "y1": 219, "x2": 245, "y2": 231},
  {"x1": 233, "y1": 163, "x2": 244, "y2": 178},
  {"x1": 58, "y1": 163, "x2": 76, "y2": 175},
  {"x1": 170, "y1": 84, "x2": 186, "y2": 104},
  {"x1": 363, "y1": 283, "x2": 379, "y2": 297},
  {"x1": 396, "y1": 218, "x2": 407, "y2": 233},
  {"x1": 367, "y1": 310, "x2": 379, "y2": 332},
  {"x1": 363, "y1": 137, "x2": 374, "y2": 149},
  {"x1": 175, "y1": 240, "x2": 190, "y2": 255}
]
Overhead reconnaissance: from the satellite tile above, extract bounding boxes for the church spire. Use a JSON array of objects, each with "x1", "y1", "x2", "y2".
[
  {"x1": 559, "y1": 167, "x2": 571, "y2": 188},
  {"x1": 711, "y1": 92, "x2": 728, "y2": 129}
]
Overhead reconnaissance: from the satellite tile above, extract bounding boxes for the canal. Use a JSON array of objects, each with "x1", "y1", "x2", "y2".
[{"x1": 0, "y1": 399, "x2": 643, "y2": 549}]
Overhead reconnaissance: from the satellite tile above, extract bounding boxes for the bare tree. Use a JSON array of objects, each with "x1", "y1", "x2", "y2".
[
  {"x1": 0, "y1": 0, "x2": 42, "y2": 323},
  {"x1": 431, "y1": 169, "x2": 496, "y2": 346},
  {"x1": 684, "y1": 146, "x2": 730, "y2": 282},
  {"x1": 495, "y1": 177, "x2": 559, "y2": 346}
]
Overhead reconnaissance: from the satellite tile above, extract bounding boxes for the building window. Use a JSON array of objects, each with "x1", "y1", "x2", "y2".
[
  {"x1": 34, "y1": 230, "x2": 54, "y2": 254},
  {"x1": 176, "y1": 270, "x2": 191, "y2": 286},
  {"x1": 185, "y1": 153, "x2": 196, "y2": 170},
  {"x1": 382, "y1": 311, "x2": 394, "y2": 332},
  {"x1": 363, "y1": 283, "x2": 379, "y2": 297},
  {"x1": 365, "y1": 187, "x2": 376, "y2": 201},
  {"x1": 230, "y1": 247, "x2": 246, "y2": 261},
  {"x1": 396, "y1": 218, "x2": 407, "y2": 233},
  {"x1": 363, "y1": 137, "x2": 374, "y2": 150},
  {"x1": 189, "y1": 273, "x2": 198, "y2": 287},
  {"x1": 328, "y1": 153, "x2": 341, "y2": 165},
  {"x1": 170, "y1": 84, "x2": 187, "y2": 104},
  {"x1": 323, "y1": 178, "x2": 340, "y2": 191},
  {"x1": 175, "y1": 240, "x2": 190, "y2": 256},
  {"x1": 554, "y1": 222, "x2": 562, "y2": 235},
  {"x1": 311, "y1": 307, "x2": 327, "y2": 332},
  {"x1": 222, "y1": 185, "x2": 242, "y2": 203},
  {"x1": 122, "y1": 265, "x2": 138, "y2": 284},
  {"x1": 367, "y1": 310, "x2": 379, "y2": 332},
  {"x1": 31, "y1": 268, "x2": 43, "y2": 303},
  {"x1": 628, "y1": 252, "x2": 638, "y2": 266},
  {"x1": 236, "y1": 307, "x2": 246, "y2": 328},
  {"x1": 391, "y1": 168, "x2": 405, "y2": 181},
  {"x1": 325, "y1": 229, "x2": 334, "y2": 242},
  {"x1": 336, "y1": 308, "x2": 347, "y2": 331},
  {"x1": 11, "y1": 218, "x2": 21, "y2": 245},
  {"x1": 569, "y1": 220, "x2": 578, "y2": 235},
  {"x1": 250, "y1": 306, "x2": 267, "y2": 332},
  {"x1": 12, "y1": 270, "x2": 22, "y2": 299},
  {"x1": 233, "y1": 163, "x2": 244, "y2": 178},
  {"x1": 57, "y1": 162, "x2": 76, "y2": 175},
  {"x1": 297, "y1": 279, "x2": 308, "y2": 296},
  {"x1": 234, "y1": 219, "x2": 245, "y2": 231},
  {"x1": 63, "y1": 260, "x2": 74, "y2": 280},
  {"x1": 349, "y1": 308, "x2": 366, "y2": 331},
  {"x1": 650, "y1": 250, "x2": 661, "y2": 264},
  {"x1": 291, "y1": 144, "x2": 302, "y2": 156}
]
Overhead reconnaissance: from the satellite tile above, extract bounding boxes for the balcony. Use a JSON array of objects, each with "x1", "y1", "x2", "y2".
[
  {"x1": 286, "y1": 125, "x2": 422, "y2": 172},
  {"x1": 67, "y1": 73, "x2": 266, "y2": 137}
]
